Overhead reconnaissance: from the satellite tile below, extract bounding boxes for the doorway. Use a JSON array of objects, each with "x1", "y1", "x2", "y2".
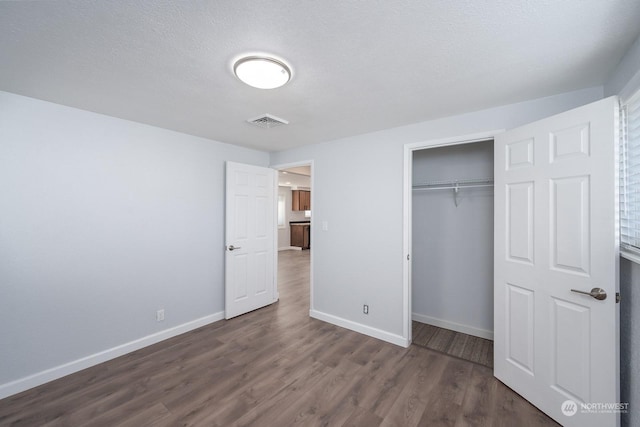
[
  {"x1": 272, "y1": 161, "x2": 314, "y2": 312},
  {"x1": 402, "y1": 131, "x2": 499, "y2": 345},
  {"x1": 409, "y1": 138, "x2": 495, "y2": 367}
]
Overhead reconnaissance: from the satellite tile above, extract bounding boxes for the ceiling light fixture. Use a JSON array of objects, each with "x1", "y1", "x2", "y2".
[{"x1": 233, "y1": 55, "x2": 291, "y2": 89}]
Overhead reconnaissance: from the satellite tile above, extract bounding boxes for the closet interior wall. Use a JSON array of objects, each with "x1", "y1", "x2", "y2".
[{"x1": 412, "y1": 140, "x2": 494, "y2": 339}]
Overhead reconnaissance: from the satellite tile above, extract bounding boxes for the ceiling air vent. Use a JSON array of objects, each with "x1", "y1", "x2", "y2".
[{"x1": 247, "y1": 113, "x2": 289, "y2": 129}]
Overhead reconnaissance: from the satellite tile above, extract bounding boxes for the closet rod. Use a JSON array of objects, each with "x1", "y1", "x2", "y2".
[
  {"x1": 412, "y1": 183, "x2": 494, "y2": 191},
  {"x1": 412, "y1": 178, "x2": 494, "y2": 191}
]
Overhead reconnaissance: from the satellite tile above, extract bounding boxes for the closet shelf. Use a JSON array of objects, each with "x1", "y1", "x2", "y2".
[
  {"x1": 412, "y1": 178, "x2": 494, "y2": 191},
  {"x1": 413, "y1": 178, "x2": 494, "y2": 207}
]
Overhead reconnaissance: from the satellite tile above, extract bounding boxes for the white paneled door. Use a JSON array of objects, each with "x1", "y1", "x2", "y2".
[
  {"x1": 225, "y1": 162, "x2": 277, "y2": 319},
  {"x1": 494, "y1": 97, "x2": 620, "y2": 426}
]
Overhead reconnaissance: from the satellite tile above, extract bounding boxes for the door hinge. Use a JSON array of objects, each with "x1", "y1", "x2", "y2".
[
  {"x1": 616, "y1": 292, "x2": 621, "y2": 303},
  {"x1": 407, "y1": 254, "x2": 410, "y2": 261}
]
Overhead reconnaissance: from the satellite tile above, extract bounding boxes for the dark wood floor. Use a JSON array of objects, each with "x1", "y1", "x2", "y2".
[
  {"x1": 0, "y1": 250, "x2": 559, "y2": 426},
  {"x1": 412, "y1": 322, "x2": 494, "y2": 369}
]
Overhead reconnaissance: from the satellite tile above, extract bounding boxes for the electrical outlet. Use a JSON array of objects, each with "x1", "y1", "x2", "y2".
[
  {"x1": 363, "y1": 304, "x2": 369, "y2": 315},
  {"x1": 156, "y1": 309, "x2": 165, "y2": 322}
]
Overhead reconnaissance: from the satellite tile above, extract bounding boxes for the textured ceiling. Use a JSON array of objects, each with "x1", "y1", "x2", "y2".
[{"x1": 1, "y1": 1, "x2": 639, "y2": 152}]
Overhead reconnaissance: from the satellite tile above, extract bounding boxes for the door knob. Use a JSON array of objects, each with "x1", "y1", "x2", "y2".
[
  {"x1": 570, "y1": 287, "x2": 607, "y2": 300},
  {"x1": 227, "y1": 245, "x2": 241, "y2": 251}
]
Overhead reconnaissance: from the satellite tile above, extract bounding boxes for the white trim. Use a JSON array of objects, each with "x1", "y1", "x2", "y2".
[
  {"x1": 621, "y1": 249, "x2": 640, "y2": 265},
  {"x1": 402, "y1": 129, "x2": 504, "y2": 350},
  {"x1": 272, "y1": 169, "x2": 279, "y2": 303},
  {"x1": 402, "y1": 143, "x2": 413, "y2": 345},
  {"x1": 271, "y1": 160, "x2": 314, "y2": 312},
  {"x1": 278, "y1": 246, "x2": 303, "y2": 251},
  {"x1": 310, "y1": 309, "x2": 409, "y2": 347},
  {"x1": 403, "y1": 130, "x2": 505, "y2": 151},
  {"x1": 0, "y1": 312, "x2": 224, "y2": 400},
  {"x1": 412, "y1": 313, "x2": 494, "y2": 340}
]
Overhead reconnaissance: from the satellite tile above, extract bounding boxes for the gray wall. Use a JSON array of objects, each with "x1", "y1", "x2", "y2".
[
  {"x1": 620, "y1": 259, "x2": 640, "y2": 427},
  {"x1": 604, "y1": 33, "x2": 640, "y2": 97},
  {"x1": 0, "y1": 91, "x2": 269, "y2": 390},
  {"x1": 270, "y1": 86, "x2": 603, "y2": 341},
  {"x1": 605, "y1": 32, "x2": 640, "y2": 427},
  {"x1": 412, "y1": 141, "x2": 494, "y2": 337}
]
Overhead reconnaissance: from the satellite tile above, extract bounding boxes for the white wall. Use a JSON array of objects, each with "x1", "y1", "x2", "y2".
[
  {"x1": 604, "y1": 33, "x2": 640, "y2": 98},
  {"x1": 0, "y1": 91, "x2": 269, "y2": 396},
  {"x1": 270, "y1": 86, "x2": 603, "y2": 345},
  {"x1": 412, "y1": 141, "x2": 494, "y2": 338}
]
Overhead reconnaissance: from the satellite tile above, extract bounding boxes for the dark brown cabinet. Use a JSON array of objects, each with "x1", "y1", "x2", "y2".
[
  {"x1": 292, "y1": 190, "x2": 311, "y2": 211},
  {"x1": 290, "y1": 224, "x2": 310, "y2": 249}
]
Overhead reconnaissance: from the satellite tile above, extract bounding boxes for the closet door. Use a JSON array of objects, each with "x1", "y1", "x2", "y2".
[{"x1": 494, "y1": 97, "x2": 619, "y2": 427}]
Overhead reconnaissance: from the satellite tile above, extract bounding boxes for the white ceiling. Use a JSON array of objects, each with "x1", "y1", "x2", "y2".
[
  {"x1": 278, "y1": 172, "x2": 310, "y2": 189},
  {"x1": 1, "y1": 1, "x2": 639, "y2": 152},
  {"x1": 278, "y1": 165, "x2": 311, "y2": 188},
  {"x1": 281, "y1": 166, "x2": 310, "y2": 177}
]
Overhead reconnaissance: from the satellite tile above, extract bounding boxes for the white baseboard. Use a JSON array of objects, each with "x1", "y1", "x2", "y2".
[
  {"x1": 310, "y1": 309, "x2": 409, "y2": 348},
  {"x1": 278, "y1": 246, "x2": 302, "y2": 251},
  {"x1": 0, "y1": 311, "x2": 225, "y2": 400},
  {"x1": 412, "y1": 313, "x2": 493, "y2": 340}
]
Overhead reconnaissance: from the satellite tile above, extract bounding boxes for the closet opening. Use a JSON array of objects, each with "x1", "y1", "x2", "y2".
[{"x1": 410, "y1": 138, "x2": 495, "y2": 368}]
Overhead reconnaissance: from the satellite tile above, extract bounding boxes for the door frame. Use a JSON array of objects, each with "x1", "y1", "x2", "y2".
[
  {"x1": 402, "y1": 130, "x2": 504, "y2": 346},
  {"x1": 270, "y1": 160, "x2": 315, "y2": 313}
]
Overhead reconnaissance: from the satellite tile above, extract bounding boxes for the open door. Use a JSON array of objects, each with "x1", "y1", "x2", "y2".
[
  {"x1": 494, "y1": 97, "x2": 620, "y2": 426},
  {"x1": 225, "y1": 161, "x2": 277, "y2": 319}
]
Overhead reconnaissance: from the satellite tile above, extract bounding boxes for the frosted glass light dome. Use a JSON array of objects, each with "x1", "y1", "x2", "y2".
[{"x1": 233, "y1": 56, "x2": 291, "y2": 89}]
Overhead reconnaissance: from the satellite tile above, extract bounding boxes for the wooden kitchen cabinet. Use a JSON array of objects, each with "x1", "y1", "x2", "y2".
[
  {"x1": 292, "y1": 190, "x2": 311, "y2": 211},
  {"x1": 290, "y1": 224, "x2": 310, "y2": 249}
]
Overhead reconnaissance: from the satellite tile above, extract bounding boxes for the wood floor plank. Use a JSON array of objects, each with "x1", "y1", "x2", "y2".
[
  {"x1": 491, "y1": 378, "x2": 559, "y2": 427},
  {"x1": 379, "y1": 347, "x2": 451, "y2": 427},
  {"x1": 315, "y1": 329, "x2": 368, "y2": 368},
  {"x1": 337, "y1": 342, "x2": 409, "y2": 412},
  {"x1": 370, "y1": 346, "x2": 426, "y2": 418},
  {"x1": 412, "y1": 321, "x2": 494, "y2": 368},
  {"x1": 0, "y1": 250, "x2": 559, "y2": 427},
  {"x1": 257, "y1": 357, "x2": 364, "y2": 426},
  {"x1": 412, "y1": 321, "x2": 438, "y2": 347},
  {"x1": 0, "y1": 334, "x2": 230, "y2": 424},
  {"x1": 342, "y1": 406, "x2": 383, "y2": 427},
  {"x1": 233, "y1": 361, "x2": 330, "y2": 426},
  {"x1": 455, "y1": 364, "x2": 497, "y2": 427},
  {"x1": 110, "y1": 402, "x2": 172, "y2": 427},
  {"x1": 347, "y1": 334, "x2": 386, "y2": 366},
  {"x1": 416, "y1": 356, "x2": 474, "y2": 427}
]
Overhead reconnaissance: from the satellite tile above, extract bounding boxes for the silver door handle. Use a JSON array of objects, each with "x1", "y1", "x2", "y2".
[
  {"x1": 227, "y1": 245, "x2": 241, "y2": 251},
  {"x1": 570, "y1": 287, "x2": 607, "y2": 300}
]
